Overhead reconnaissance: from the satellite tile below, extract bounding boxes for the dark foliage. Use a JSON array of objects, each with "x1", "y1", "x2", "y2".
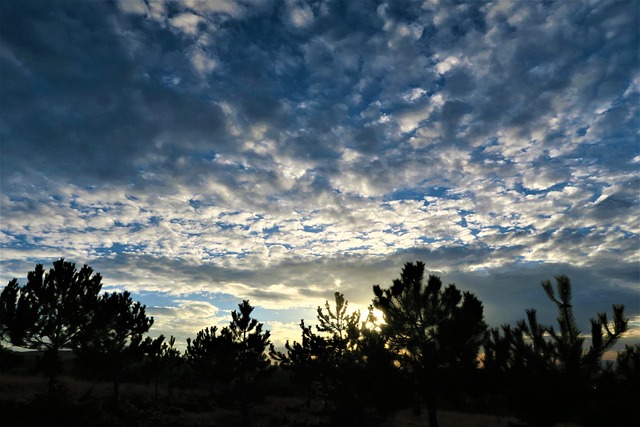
[
  {"x1": 1, "y1": 259, "x2": 636, "y2": 427},
  {"x1": 75, "y1": 290, "x2": 154, "y2": 405},
  {"x1": 186, "y1": 299, "x2": 272, "y2": 420},
  {"x1": 229, "y1": 300, "x2": 273, "y2": 384},
  {"x1": 483, "y1": 275, "x2": 629, "y2": 426},
  {"x1": 609, "y1": 344, "x2": 640, "y2": 426},
  {"x1": 272, "y1": 292, "x2": 407, "y2": 426},
  {"x1": 0, "y1": 260, "x2": 103, "y2": 393},
  {"x1": 141, "y1": 335, "x2": 182, "y2": 406},
  {"x1": 185, "y1": 325, "x2": 236, "y2": 389},
  {"x1": 0, "y1": 279, "x2": 21, "y2": 345},
  {"x1": 373, "y1": 261, "x2": 487, "y2": 427}
]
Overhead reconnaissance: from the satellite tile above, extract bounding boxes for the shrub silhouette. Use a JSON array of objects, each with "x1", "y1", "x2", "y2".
[
  {"x1": 269, "y1": 318, "x2": 329, "y2": 389},
  {"x1": 229, "y1": 300, "x2": 273, "y2": 382},
  {"x1": 142, "y1": 334, "x2": 182, "y2": 406},
  {"x1": 228, "y1": 299, "x2": 273, "y2": 419},
  {"x1": 186, "y1": 299, "x2": 272, "y2": 421},
  {"x1": 612, "y1": 344, "x2": 640, "y2": 426},
  {"x1": 271, "y1": 293, "x2": 359, "y2": 413},
  {"x1": 186, "y1": 325, "x2": 236, "y2": 394},
  {"x1": 272, "y1": 292, "x2": 410, "y2": 425},
  {"x1": 616, "y1": 343, "x2": 640, "y2": 382},
  {"x1": 0, "y1": 279, "x2": 20, "y2": 345}
]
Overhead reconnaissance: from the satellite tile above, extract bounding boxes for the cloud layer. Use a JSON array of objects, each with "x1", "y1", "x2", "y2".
[{"x1": 1, "y1": 0, "x2": 638, "y2": 348}]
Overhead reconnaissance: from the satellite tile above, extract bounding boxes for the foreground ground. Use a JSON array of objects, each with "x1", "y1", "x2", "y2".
[{"x1": 0, "y1": 372, "x2": 544, "y2": 427}]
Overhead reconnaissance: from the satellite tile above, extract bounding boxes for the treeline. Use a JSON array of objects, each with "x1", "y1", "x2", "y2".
[{"x1": 0, "y1": 259, "x2": 638, "y2": 427}]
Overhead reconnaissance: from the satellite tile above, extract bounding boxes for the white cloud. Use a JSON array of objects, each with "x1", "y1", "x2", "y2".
[
  {"x1": 190, "y1": 48, "x2": 218, "y2": 75},
  {"x1": 146, "y1": 1, "x2": 168, "y2": 22},
  {"x1": 397, "y1": 103, "x2": 435, "y2": 133},
  {"x1": 266, "y1": 320, "x2": 304, "y2": 349},
  {"x1": 170, "y1": 13, "x2": 204, "y2": 36},
  {"x1": 181, "y1": 0, "x2": 244, "y2": 18},
  {"x1": 288, "y1": 3, "x2": 314, "y2": 29},
  {"x1": 116, "y1": 0, "x2": 148, "y2": 15},
  {"x1": 146, "y1": 299, "x2": 227, "y2": 349},
  {"x1": 435, "y1": 55, "x2": 461, "y2": 75},
  {"x1": 402, "y1": 88, "x2": 428, "y2": 102}
]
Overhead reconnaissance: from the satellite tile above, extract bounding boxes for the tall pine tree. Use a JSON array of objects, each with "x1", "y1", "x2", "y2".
[
  {"x1": 0, "y1": 260, "x2": 103, "y2": 394},
  {"x1": 373, "y1": 261, "x2": 487, "y2": 427}
]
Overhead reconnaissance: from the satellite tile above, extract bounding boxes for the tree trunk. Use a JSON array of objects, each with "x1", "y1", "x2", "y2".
[
  {"x1": 113, "y1": 378, "x2": 120, "y2": 410},
  {"x1": 44, "y1": 348, "x2": 60, "y2": 397},
  {"x1": 168, "y1": 381, "x2": 174, "y2": 399},
  {"x1": 154, "y1": 375, "x2": 159, "y2": 408},
  {"x1": 240, "y1": 372, "x2": 250, "y2": 427},
  {"x1": 48, "y1": 372, "x2": 57, "y2": 397},
  {"x1": 426, "y1": 393, "x2": 439, "y2": 427}
]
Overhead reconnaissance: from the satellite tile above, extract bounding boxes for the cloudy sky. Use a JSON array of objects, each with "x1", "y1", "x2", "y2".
[{"x1": 1, "y1": 0, "x2": 638, "y2": 351}]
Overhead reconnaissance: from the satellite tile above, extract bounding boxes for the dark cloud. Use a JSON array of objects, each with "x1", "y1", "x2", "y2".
[
  {"x1": 449, "y1": 262, "x2": 640, "y2": 333},
  {"x1": 0, "y1": 1, "x2": 230, "y2": 186}
]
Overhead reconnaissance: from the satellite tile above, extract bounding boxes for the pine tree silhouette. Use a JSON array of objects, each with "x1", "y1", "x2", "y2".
[
  {"x1": 142, "y1": 335, "x2": 182, "y2": 407},
  {"x1": 186, "y1": 299, "x2": 271, "y2": 426},
  {"x1": 75, "y1": 290, "x2": 154, "y2": 407},
  {"x1": 273, "y1": 289, "x2": 425, "y2": 425},
  {"x1": 484, "y1": 275, "x2": 629, "y2": 426},
  {"x1": 373, "y1": 261, "x2": 487, "y2": 427},
  {"x1": 0, "y1": 260, "x2": 103, "y2": 394},
  {"x1": 186, "y1": 325, "x2": 236, "y2": 395}
]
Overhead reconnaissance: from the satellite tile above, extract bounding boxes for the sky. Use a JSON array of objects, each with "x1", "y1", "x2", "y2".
[{"x1": 0, "y1": 0, "x2": 639, "y2": 352}]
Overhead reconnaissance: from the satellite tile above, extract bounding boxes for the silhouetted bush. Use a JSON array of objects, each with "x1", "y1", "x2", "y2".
[
  {"x1": 272, "y1": 292, "x2": 408, "y2": 426},
  {"x1": 0, "y1": 347, "x2": 24, "y2": 371},
  {"x1": 141, "y1": 335, "x2": 182, "y2": 406}
]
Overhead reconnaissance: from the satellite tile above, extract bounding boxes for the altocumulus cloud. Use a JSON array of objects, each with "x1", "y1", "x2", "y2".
[{"x1": 0, "y1": 0, "x2": 638, "y2": 349}]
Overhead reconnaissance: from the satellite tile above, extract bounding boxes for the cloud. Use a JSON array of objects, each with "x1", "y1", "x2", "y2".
[
  {"x1": 116, "y1": 0, "x2": 148, "y2": 16},
  {"x1": 146, "y1": 298, "x2": 226, "y2": 347},
  {"x1": 0, "y1": 0, "x2": 637, "y2": 346},
  {"x1": 170, "y1": 13, "x2": 204, "y2": 36},
  {"x1": 286, "y1": 2, "x2": 314, "y2": 29}
]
